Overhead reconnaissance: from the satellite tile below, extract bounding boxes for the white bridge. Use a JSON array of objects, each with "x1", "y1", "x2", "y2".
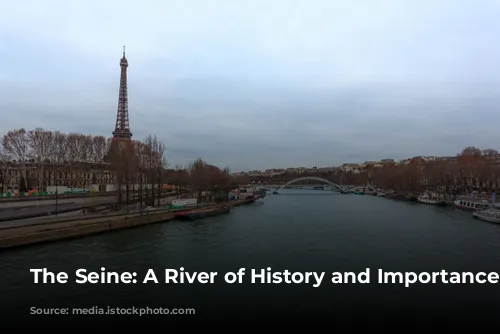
[{"x1": 273, "y1": 177, "x2": 347, "y2": 193}]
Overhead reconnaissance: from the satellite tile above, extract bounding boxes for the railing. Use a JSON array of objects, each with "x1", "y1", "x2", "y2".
[
  {"x1": 0, "y1": 189, "x2": 180, "y2": 203},
  {"x1": 0, "y1": 191, "x2": 184, "y2": 223}
]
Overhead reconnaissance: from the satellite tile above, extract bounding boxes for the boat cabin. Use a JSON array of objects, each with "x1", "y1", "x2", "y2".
[{"x1": 455, "y1": 199, "x2": 488, "y2": 211}]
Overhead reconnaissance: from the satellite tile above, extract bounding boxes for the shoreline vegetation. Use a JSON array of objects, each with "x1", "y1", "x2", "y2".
[
  {"x1": 243, "y1": 147, "x2": 500, "y2": 201},
  {"x1": 0, "y1": 128, "x2": 249, "y2": 209},
  {"x1": 1, "y1": 128, "x2": 499, "y2": 203}
]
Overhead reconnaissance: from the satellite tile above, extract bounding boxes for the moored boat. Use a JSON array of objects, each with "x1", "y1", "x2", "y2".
[
  {"x1": 417, "y1": 196, "x2": 446, "y2": 206},
  {"x1": 174, "y1": 205, "x2": 231, "y2": 221},
  {"x1": 472, "y1": 207, "x2": 500, "y2": 224},
  {"x1": 454, "y1": 199, "x2": 489, "y2": 211}
]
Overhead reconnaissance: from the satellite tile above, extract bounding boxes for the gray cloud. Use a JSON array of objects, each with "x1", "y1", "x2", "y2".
[{"x1": 1, "y1": 0, "x2": 500, "y2": 171}]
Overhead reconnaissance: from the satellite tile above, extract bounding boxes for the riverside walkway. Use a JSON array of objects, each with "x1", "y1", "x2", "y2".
[{"x1": 0, "y1": 195, "x2": 263, "y2": 250}]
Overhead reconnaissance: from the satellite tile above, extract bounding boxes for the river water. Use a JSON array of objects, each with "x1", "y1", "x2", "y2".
[{"x1": 1, "y1": 190, "x2": 500, "y2": 324}]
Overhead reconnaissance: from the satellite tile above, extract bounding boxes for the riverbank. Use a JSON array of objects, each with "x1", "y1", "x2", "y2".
[
  {"x1": 0, "y1": 196, "x2": 261, "y2": 250},
  {"x1": 2, "y1": 184, "x2": 497, "y2": 324}
]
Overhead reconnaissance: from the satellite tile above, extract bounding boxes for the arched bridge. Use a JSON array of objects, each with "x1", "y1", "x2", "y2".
[{"x1": 273, "y1": 177, "x2": 346, "y2": 193}]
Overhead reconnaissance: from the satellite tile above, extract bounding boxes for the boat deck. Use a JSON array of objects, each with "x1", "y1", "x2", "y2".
[{"x1": 174, "y1": 205, "x2": 232, "y2": 220}]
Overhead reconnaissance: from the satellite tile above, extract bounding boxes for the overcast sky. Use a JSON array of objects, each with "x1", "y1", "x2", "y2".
[{"x1": 1, "y1": 0, "x2": 500, "y2": 171}]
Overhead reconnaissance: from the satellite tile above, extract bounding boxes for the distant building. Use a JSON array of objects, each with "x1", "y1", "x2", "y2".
[
  {"x1": 0, "y1": 161, "x2": 115, "y2": 194},
  {"x1": 317, "y1": 167, "x2": 336, "y2": 173},
  {"x1": 247, "y1": 170, "x2": 262, "y2": 176},
  {"x1": 435, "y1": 156, "x2": 457, "y2": 162},
  {"x1": 264, "y1": 169, "x2": 285, "y2": 176},
  {"x1": 340, "y1": 163, "x2": 362, "y2": 173}
]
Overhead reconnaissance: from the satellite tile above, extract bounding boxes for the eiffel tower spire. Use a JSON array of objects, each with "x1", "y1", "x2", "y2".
[{"x1": 112, "y1": 46, "x2": 132, "y2": 140}]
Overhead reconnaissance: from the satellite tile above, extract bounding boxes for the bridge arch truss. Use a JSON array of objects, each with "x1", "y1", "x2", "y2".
[{"x1": 274, "y1": 177, "x2": 346, "y2": 193}]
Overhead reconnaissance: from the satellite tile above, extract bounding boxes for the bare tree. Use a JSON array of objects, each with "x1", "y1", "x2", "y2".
[
  {"x1": 4, "y1": 127, "x2": 497, "y2": 202},
  {"x1": 108, "y1": 139, "x2": 136, "y2": 207},
  {"x1": 2, "y1": 129, "x2": 31, "y2": 191},
  {"x1": 27, "y1": 128, "x2": 53, "y2": 191},
  {"x1": 189, "y1": 158, "x2": 209, "y2": 202},
  {"x1": 0, "y1": 144, "x2": 9, "y2": 193},
  {"x1": 133, "y1": 140, "x2": 147, "y2": 208}
]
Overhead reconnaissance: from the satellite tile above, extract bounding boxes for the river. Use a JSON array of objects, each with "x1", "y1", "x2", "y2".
[{"x1": 1, "y1": 189, "x2": 500, "y2": 324}]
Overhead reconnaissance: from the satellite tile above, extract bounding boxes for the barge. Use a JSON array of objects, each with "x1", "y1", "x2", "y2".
[{"x1": 174, "y1": 205, "x2": 231, "y2": 221}]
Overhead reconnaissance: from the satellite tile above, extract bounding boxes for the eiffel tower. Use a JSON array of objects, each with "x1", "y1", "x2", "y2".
[{"x1": 112, "y1": 46, "x2": 132, "y2": 140}]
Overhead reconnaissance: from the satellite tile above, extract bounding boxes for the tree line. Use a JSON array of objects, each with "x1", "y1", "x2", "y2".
[
  {"x1": 248, "y1": 147, "x2": 500, "y2": 197},
  {"x1": 3, "y1": 128, "x2": 497, "y2": 201},
  {"x1": 0, "y1": 128, "x2": 240, "y2": 207}
]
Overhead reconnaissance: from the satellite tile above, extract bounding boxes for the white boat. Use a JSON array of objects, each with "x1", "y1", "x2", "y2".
[
  {"x1": 454, "y1": 199, "x2": 489, "y2": 211},
  {"x1": 473, "y1": 208, "x2": 500, "y2": 224},
  {"x1": 417, "y1": 196, "x2": 446, "y2": 206}
]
